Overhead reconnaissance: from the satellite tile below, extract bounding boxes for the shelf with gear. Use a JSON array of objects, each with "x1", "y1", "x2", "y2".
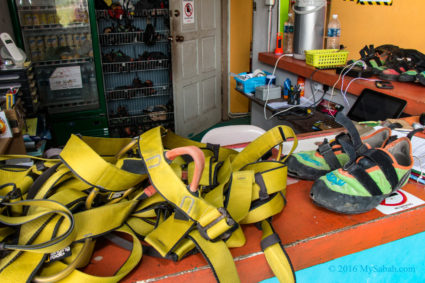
[{"x1": 95, "y1": 1, "x2": 173, "y2": 137}]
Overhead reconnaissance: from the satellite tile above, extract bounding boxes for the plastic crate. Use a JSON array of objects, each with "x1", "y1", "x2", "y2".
[
  {"x1": 234, "y1": 71, "x2": 270, "y2": 94},
  {"x1": 305, "y1": 49, "x2": 349, "y2": 69}
]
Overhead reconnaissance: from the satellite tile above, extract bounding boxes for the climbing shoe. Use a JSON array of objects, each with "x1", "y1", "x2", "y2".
[
  {"x1": 417, "y1": 71, "x2": 425, "y2": 86},
  {"x1": 399, "y1": 69, "x2": 419, "y2": 82},
  {"x1": 286, "y1": 113, "x2": 391, "y2": 181},
  {"x1": 310, "y1": 136, "x2": 413, "y2": 214}
]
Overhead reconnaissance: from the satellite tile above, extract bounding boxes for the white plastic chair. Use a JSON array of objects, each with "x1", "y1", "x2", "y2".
[{"x1": 200, "y1": 125, "x2": 266, "y2": 146}]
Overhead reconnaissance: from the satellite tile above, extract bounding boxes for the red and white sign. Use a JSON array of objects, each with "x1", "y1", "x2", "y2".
[
  {"x1": 376, "y1": 189, "x2": 425, "y2": 215},
  {"x1": 182, "y1": 0, "x2": 194, "y2": 24}
]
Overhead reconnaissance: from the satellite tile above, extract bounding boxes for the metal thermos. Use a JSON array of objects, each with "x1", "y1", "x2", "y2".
[{"x1": 293, "y1": 0, "x2": 326, "y2": 60}]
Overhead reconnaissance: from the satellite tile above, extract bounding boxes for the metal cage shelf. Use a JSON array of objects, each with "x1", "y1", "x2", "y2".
[
  {"x1": 99, "y1": 30, "x2": 169, "y2": 46},
  {"x1": 95, "y1": 2, "x2": 173, "y2": 137},
  {"x1": 106, "y1": 84, "x2": 171, "y2": 101},
  {"x1": 102, "y1": 59, "x2": 169, "y2": 73},
  {"x1": 109, "y1": 112, "x2": 174, "y2": 128}
]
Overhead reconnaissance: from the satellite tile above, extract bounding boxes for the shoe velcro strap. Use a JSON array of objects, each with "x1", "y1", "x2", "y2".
[
  {"x1": 361, "y1": 149, "x2": 398, "y2": 189},
  {"x1": 318, "y1": 140, "x2": 340, "y2": 170},
  {"x1": 335, "y1": 112, "x2": 363, "y2": 151},
  {"x1": 346, "y1": 163, "x2": 383, "y2": 196}
]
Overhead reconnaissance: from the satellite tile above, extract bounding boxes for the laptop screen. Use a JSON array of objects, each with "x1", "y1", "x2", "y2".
[{"x1": 347, "y1": 88, "x2": 407, "y2": 122}]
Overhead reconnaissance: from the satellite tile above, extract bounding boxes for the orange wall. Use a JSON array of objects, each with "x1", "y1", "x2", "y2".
[
  {"x1": 229, "y1": 0, "x2": 252, "y2": 113},
  {"x1": 330, "y1": 0, "x2": 425, "y2": 60}
]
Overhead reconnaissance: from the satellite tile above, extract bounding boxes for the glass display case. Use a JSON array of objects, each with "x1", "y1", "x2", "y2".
[
  {"x1": 9, "y1": 0, "x2": 108, "y2": 145},
  {"x1": 15, "y1": 0, "x2": 99, "y2": 113}
]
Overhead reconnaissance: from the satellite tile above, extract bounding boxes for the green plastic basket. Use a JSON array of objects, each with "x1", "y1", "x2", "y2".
[{"x1": 305, "y1": 49, "x2": 349, "y2": 69}]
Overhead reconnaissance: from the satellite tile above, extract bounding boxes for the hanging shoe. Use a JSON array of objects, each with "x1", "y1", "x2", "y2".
[
  {"x1": 286, "y1": 113, "x2": 392, "y2": 180},
  {"x1": 310, "y1": 136, "x2": 413, "y2": 214}
]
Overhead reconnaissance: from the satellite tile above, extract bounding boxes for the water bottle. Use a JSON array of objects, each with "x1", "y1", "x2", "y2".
[
  {"x1": 326, "y1": 14, "x2": 341, "y2": 49},
  {"x1": 283, "y1": 12, "x2": 295, "y2": 54}
]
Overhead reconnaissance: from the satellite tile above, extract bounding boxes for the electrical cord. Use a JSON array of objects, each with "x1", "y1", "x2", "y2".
[
  {"x1": 329, "y1": 60, "x2": 365, "y2": 108},
  {"x1": 308, "y1": 69, "x2": 319, "y2": 106},
  {"x1": 327, "y1": 60, "x2": 374, "y2": 116},
  {"x1": 263, "y1": 53, "x2": 293, "y2": 120},
  {"x1": 263, "y1": 54, "x2": 324, "y2": 120}
]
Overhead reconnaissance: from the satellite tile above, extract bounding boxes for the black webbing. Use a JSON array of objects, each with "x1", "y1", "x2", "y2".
[
  {"x1": 335, "y1": 112, "x2": 363, "y2": 151},
  {"x1": 206, "y1": 143, "x2": 220, "y2": 161},
  {"x1": 346, "y1": 163, "x2": 383, "y2": 196},
  {"x1": 260, "y1": 233, "x2": 281, "y2": 251},
  {"x1": 318, "y1": 140, "x2": 340, "y2": 170},
  {"x1": 339, "y1": 137, "x2": 357, "y2": 169},
  {"x1": 26, "y1": 163, "x2": 61, "y2": 200},
  {"x1": 255, "y1": 172, "x2": 269, "y2": 200},
  {"x1": 407, "y1": 128, "x2": 424, "y2": 140},
  {"x1": 362, "y1": 149, "x2": 398, "y2": 189}
]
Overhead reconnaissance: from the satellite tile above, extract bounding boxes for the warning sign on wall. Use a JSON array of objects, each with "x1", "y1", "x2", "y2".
[
  {"x1": 376, "y1": 189, "x2": 425, "y2": 215},
  {"x1": 182, "y1": 0, "x2": 194, "y2": 24}
]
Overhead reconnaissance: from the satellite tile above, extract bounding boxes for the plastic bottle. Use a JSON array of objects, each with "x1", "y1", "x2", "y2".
[
  {"x1": 326, "y1": 14, "x2": 341, "y2": 49},
  {"x1": 283, "y1": 12, "x2": 294, "y2": 54}
]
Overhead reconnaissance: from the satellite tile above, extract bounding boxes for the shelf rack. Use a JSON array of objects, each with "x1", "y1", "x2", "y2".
[
  {"x1": 98, "y1": 30, "x2": 169, "y2": 46},
  {"x1": 106, "y1": 84, "x2": 171, "y2": 101},
  {"x1": 102, "y1": 59, "x2": 169, "y2": 73},
  {"x1": 95, "y1": 5, "x2": 174, "y2": 137}
]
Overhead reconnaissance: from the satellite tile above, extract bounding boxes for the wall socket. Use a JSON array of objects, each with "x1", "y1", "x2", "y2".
[{"x1": 312, "y1": 82, "x2": 323, "y2": 92}]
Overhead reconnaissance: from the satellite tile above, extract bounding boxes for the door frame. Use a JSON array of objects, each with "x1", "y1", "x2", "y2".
[{"x1": 221, "y1": 0, "x2": 230, "y2": 121}]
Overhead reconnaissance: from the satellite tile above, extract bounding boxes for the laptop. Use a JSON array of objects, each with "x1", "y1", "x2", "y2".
[{"x1": 347, "y1": 88, "x2": 407, "y2": 122}]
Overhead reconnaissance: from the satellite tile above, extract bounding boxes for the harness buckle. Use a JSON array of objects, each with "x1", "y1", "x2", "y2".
[
  {"x1": 197, "y1": 207, "x2": 238, "y2": 242},
  {"x1": 0, "y1": 186, "x2": 21, "y2": 205}
]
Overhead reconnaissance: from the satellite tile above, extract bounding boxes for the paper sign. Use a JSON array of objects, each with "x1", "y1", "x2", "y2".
[
  {"x1": 376, "y1": 189, "x2": 425, "y2": 215},
  {"x1": 183, "y1": 0, "x2": 194, "y2": 24},
  {"x1": 0, "y1": 111, "x2": 12, "y2": 138},
  {"x1": 49, "y1": 66, "x2": 82, "y2": 91}
]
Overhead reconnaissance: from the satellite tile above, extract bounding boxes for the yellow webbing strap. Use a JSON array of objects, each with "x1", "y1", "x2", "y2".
[
  {"x1": 260, "y1": 220, "x2": 295, "y2": 283},
  {"x1": 137, "y1": 125, "x2": 297, "y2": 282},
  {"x1": 163, "y1": 130, "x2": 237, "y2": 162},
  {"x1": 188, "y1": 230, "x2": 240, "y2": 283},
  {"x1": 0, "y1": 199, "x2": 75, "y2": 254},
  {"x1": 145, "y1": 214, "x2": 194, "y2": 257},
  {"x1": 138, "y1": 127, "x2": 235, "y2": 241},
  {"x1": 0, "y1": 125, "x2": 298, "y2": 282},
  {"x1": 80, "y1": 136, "x2": 133, "y2": 157},
  {"x1": 60, "y1": 135, "x2": 145, "y2": 192},
  {"x1": 29, "y1": 165, "x2": 72, "y2": 201},
  {"x1": 37, "y1": 225, "x2": 142, "y2": 283},
  {"x1": 231, "y1": 125, "x2": 297, "y2": 171}
]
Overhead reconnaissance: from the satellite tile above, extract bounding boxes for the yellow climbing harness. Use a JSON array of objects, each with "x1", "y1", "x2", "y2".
[{"x1": 0, "y1": 125, "x2": 297, "y2": 282}]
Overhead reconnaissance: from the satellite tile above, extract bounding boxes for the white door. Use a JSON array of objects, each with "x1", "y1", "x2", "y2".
[{"x1": 170, "y1": 0, "x2": 222, "y2": 137}]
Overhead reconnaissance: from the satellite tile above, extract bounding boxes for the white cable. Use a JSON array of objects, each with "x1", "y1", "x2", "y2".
[
  {"x1": 328, "y1": 60, "x2": 367, "y2": 116},
  {"x1": 342, "y1": 77, "x2": 379, "y2": 99},
  {"x1": 263, "y1": 53, "x2": 293, "y2": 120}
]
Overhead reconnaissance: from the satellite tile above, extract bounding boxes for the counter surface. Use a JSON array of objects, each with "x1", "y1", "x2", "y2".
[{"x1": 258, "y1": 52, "x2": 425, "y2": 116}]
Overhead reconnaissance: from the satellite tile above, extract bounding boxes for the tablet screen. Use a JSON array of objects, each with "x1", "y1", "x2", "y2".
[{"x1": 347, "y1": 89, "x2": 407, "y2": 122}]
